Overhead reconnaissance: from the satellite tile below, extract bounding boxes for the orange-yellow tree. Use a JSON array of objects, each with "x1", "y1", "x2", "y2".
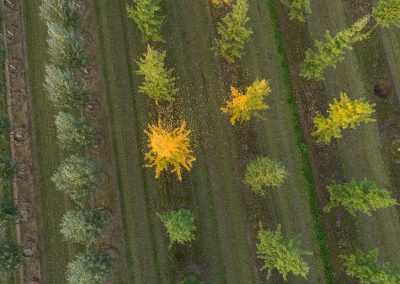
[
  {"x1": 312, "y1": 93, "x2": 376, "y2": 144},
  {"x1": 144, "y1": 120, "x2": 195, "y2": 181},
  {"x1": 221, "y1": 79, "x2": 271, "y2": 125}
]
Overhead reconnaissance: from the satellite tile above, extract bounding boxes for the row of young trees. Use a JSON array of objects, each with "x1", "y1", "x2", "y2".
[
  {"x1": 0, "y1": 8, "x2": 23, "y2": 279},
  {"x1": 40, "y1": 1, "x2": 113, "y2": 283},
  {"x1": 127, "y1": 1, "x2": 199, "y2": 282}
]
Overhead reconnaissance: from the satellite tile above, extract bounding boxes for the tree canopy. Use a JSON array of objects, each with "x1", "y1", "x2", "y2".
[
  {"x1": 51, "y1": 155, "x2": 103, "y2": 206},
  {"x1": 145, "y1": 120, "x2": 195, "y2": 181},
  {"x1": 243, "y1": 157, "x2": 287, "y2": 196},
  {"x1": 216, "y1": 0, "x2": 253, "y2": 63},
  {"x1": 44, "y1": 65, "x2": 89, "y2": 111},
  {"x1": 127, "y1": 0, "x2": 164, "y2": 42},
  {"x1": 221, "y1": 79, "x2": 271, "y2": 125},
  {"x1": 280, "y1": 0, "x2": 311, "y2": 22},
  {"x1": 0, "y1": 200, "x2": 18, "y2": 230},
  {"x1": 137, "y1": 46, "x2": 177, "y2": 104},
  {"x1": 373, "y1": 0, "x2": 400, "y2": 28},
  {"x1": 67, "y1": 250, "x2": 114, "y2": 284},
  {"x1": 40, "y1": 0, "x2": 81, "y2": 30},
  {"x1": 60, "y1": 209, "x2": 107, "y2": 246},
  {"x1": 158, "y1": 209, "x2": 196, "y2": 248},
  {"x1": 324, "y1": 179, "x2": 397, "y2": 216},
  {"x1": 342, "y1": 249, "x2": 400, "y2": 284},
  {"x1": 55, "y1": 111, "x2": 99, "y2": 152},
  {"x1": 300, "y1": 16, "x2": 370, "y2": 80},
  {"x1": 0, "y1": 241, "x2": 22, "y2": 278},
  {"x1": 256, "y1": 224, "x2": 310, "y2": 280},
  {"x1": 48, "y1": 24, "x2": 87, "y2": 69},
  {"x1": 311, "y1": 93, "x2": 376, "y2": 144}
]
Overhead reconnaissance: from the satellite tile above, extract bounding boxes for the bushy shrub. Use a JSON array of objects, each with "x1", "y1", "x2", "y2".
[
  {"x1": 0, "y1": 156, "x2": 16, "y2": 190},
  {"x1": 55, "y1": 112, "x2": 99, "y2": 152},
  {"x1": 44, "y1": 65, "x2": 89, "y2": 111},
  {"x1": 280, "y1": 0, "x2": 311, "y2": 22},
  {"x1": 158, "y1": 209, "x2": 196, "y2": 248},
  {"x1": 51, "y1": 155, "x2": 103, "y2": 207},
  {"x1": 67, "y1": 250, "x2": 114, "y2": 284},
  {"x1": 0, "y1": 200, "x2": 18, "y2": 230},
  {"x1": 243, "y1": 157, "x2": 287, "y2": 196},
  {"x1": 61, "y1": 209, "x2": 106, "y2": 246},
  {"x1": 40, "y1": 0, "x2": 81, "y2": 30},
  {"x1": 373, "y1": 0, "x2": 400, "y2": 28},
  {"x1": 0, "y1": 241, "x2": 22, "y2": 278}
]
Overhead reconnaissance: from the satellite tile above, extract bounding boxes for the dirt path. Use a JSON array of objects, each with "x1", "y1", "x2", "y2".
[{"x1": 3, "y1": 0, "x2": 43, "y2": 282}]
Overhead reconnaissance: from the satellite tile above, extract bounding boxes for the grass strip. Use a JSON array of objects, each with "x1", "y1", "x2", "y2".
[{"x1": 265, "y1": 1, "x2": 334, "y2": 282}]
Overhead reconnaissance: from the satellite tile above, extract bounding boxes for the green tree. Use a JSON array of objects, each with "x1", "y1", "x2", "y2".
[
  {"x1": 216, "y1": 0, "x2": 253, "y2": 63},
  {"x1": 373, "y1": 0, "x2": 400, "y2": 28},
  {"x1": 67, "y1": 250, "x2": 114, "y2": 284},
  {"x1": 180, "y1": 275, "x2": 205, "y2": 284},
  {"x1": 324, "y1": 179, "x2": 397, "y2": 216},
  {"x1": 60, "y1": 209, "x2": 106, "y2": 246},
  {"x1": 39, "y1": 0, "x2": 81, "y2": 30},
  {"x1": 0, "y1": 200, "x2": 18, "y2": 230},
  {"x1": 0, "y1": 156, "x2": 16, "y2": 190},
  {"x1": 48, "y1": 24, "x2": 87, "y2": 69},
  {"x1": 0, "y1": 116, "x2": 10, "y2": 139},
  {"x1": 158, "y1": 209, "x2": 196, "y2": 248},
  {"x1": 342, "y1": 249, "x2": 400, "y2": 284},
  {"x1": 51, "y1": 155, "x2": 103, "y2": 207},
  {"x1": 243, "y1": 157, "x2": 287, "y2": 196},
  {"x1": 55, "y1": 111, "x2": 99, "y2": 152},
  {"x1": 137, "y1": 45, "x2": 177, "y2": 104},
  {"x1": 256, "y1": 224, "x2": 310, "y2": 280},
  {"x1": 127, "y1": 0, "x2": 164, "y2": 42},
  {"x1": 280, "y1": 0, "x2": 311, "y2": 22},
  {"x1": 44, "y1": 65, "x2": 89, "y2": 111},
  {"x1": 300, "y1": 16, "x2": 370, "y2": 80},
  {"x1": 0, "y1": 241, "x2": 22, "y2": 278}
]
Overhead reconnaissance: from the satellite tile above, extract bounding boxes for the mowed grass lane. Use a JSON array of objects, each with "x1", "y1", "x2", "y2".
[
  {"x1": 23, "y1": 1, "x2": 74, "y2": 282},
  {"x1": 308, "y1": 0, "x2": 400, "y2": 261}
]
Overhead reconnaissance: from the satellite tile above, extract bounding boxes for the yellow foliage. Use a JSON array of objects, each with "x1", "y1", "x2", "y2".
[
  {"x1": 312, "y1": 93, "x2": 376, "y2": 144},
  {"x1": 221, "y1": 79, "x2": 271, "y2": 125},
  {"x1": 144, "y1": 120, "x2": 196, "y2": 181},
  {"x1": 211, "y1": 0, "x2": 233, "y2": 6}
]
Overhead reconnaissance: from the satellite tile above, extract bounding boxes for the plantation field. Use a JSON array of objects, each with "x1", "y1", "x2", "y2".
[{"x1": 17, "y1": 0, "x2": 400, "y2": 283}]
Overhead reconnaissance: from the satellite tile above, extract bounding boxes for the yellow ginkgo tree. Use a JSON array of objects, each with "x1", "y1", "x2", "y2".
[
  {"x1": 144, "y1": 120, "x2": 195, "y2": 181},
  {"x1": 312, "y1": 93, "x2": 376, "y2": 144},
  {"x1": 221, "y1": 79, "x2": 271, "y2": 125}
]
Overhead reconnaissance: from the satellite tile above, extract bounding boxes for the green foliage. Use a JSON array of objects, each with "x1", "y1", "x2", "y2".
[
  {"x1": 373, "y1": 0, "x2": 400, "y2": 28},
  {"x1": 44, "y1": 65, "x2": 89, "y2": 111},
  {"x1": 0, "y1": 241, "x2": 22, "y2": 278},
  {"x1": 158, "y1": 209, "x2": 196, "y2": 248},
  {"x1": 48, "y1": 24, "x2": 87, "y2": 69},
  {"x1": 137, "y1": 45, "x2": 177, "y2": 104},
  {"x1": 0, "y1": 200, "x2": 17, "y2": 230},
  {"x1": 300, "y1": 16, "x2": 370, "y2": 80},
  {"x1": 67, "y1": 250, "x2": 114, "y2": 284},
  {"x1": 180, "y1": 275, "x2": 204, "y2": 284},
  {"x1": 256, "y1": 224, "x2": 310, "y2": 280},
  {"x1": 60, "y1": 209, "x2": 106, "y2": 246},
  {"x1": 51, "y1": 155, "x2": 103, "y2": 207},
  {"x1": 243, "y1": 157, "x2": 287, "y2": 196},
  {"x1": 39, "y1": 0, "x2": 81, "y2": 30},
  {"x1": 0, "y1": 156, "x2": 16, "y2": 190},
  {"x1": 324, "y1": 179, "x2": 397, "y2": 216},
  {"x1": 0, "y1": 39, "x2": 6, "y2": 63},
  {"x1": 127, "y1": 0, "x2": 164, "y2": 42},
  {"x1": 0, "y1": 116, "x2": 10, "y2": 139},
  {"x1": 55, "y1": 111, "x2": 99, "y2": 152},
  {"x1": 342, "y1": 249, "x2": 400, "y2": 284},
  {"x1": 216, "y1": 0, "x2": 253, "y2": 63},
  {"x1": 280, "y1": 0, "x2": 311, "y2": 22}
]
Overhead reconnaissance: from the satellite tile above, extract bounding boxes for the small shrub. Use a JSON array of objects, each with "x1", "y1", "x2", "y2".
[
  {"x1": 0, "y1": 157, "x2": 16, "y2": 190},
  {"x1": 158, "y1": 209, "x2": 196, "y2": 248},
  {"x1": 243, "y1": 157, "x2": 287, "y2": 196},
  {"x1": 39, "y1": 0, "x2": 81, "y2": 30},
  {"x1": 280, "y1": 0, "x2": 311, "y2": 22},
  {"x1": 0, "y1": 241, "x2": 22, "y2": 278},
  {"x1": 0, "y1": 200, "x2": 18, "y2": 230}
]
